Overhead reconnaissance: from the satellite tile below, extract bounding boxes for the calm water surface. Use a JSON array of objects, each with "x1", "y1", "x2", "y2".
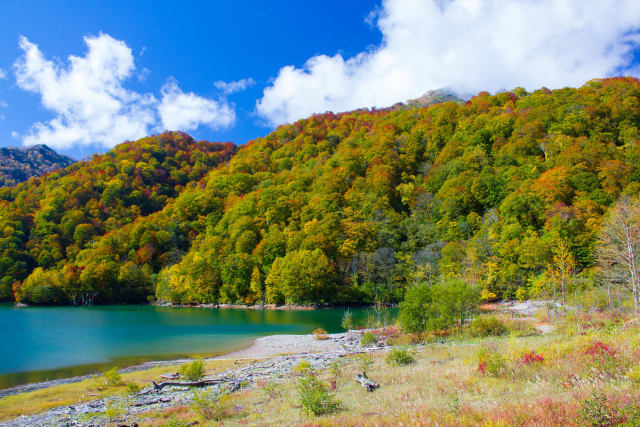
[{"x1": 0, "y1": 304, "x2": 379, "y2": 388}]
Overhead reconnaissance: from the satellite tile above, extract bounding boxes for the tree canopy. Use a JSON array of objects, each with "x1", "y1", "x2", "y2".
[{"x1": 4, "y1": 78, "x2": 640, "y2": 306}]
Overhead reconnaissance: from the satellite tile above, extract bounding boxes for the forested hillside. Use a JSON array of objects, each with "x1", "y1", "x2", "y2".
[
  {"x1": 0, "y1": 132, "x2": 236, "y2": 302},
  {"x1": 0, "y1": 145, "x2": 75, "y2": 187},
  {"x1": 4, "y1": 77, "x2": 640, "y2": 306}
]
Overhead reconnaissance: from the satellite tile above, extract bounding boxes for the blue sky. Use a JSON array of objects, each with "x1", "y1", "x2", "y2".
[{"x1": 1, "y1": 0, "x2": 640, "y2": 159}]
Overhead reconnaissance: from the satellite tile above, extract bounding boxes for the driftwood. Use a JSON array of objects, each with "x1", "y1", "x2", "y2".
[
  {"x1": 132, "y1": 397, "x2": 171, "y2": 407},
  {"x1": 355, "y1": 372, "x2": 379, "y2": 392},
  {"x1": 160, "y1": 373, "x2": 180, "y2": 379},
  {"x1": 152, "y1": 379, "x2": 223, "y2": 392}
]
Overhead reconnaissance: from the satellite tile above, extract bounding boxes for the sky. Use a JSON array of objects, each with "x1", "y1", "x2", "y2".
[{"x1": 1, "y1": 0, "x2": 640, "y2": 159}]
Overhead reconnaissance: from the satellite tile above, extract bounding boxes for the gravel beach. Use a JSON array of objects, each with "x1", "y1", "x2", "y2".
[{"x1": 3, "y1": 330, "x2": 383, "y2": 426}]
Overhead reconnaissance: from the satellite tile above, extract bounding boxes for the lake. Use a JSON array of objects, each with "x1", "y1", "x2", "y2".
[{"x1": 0, "y1": 304, "x2": 386, "y2": 389}]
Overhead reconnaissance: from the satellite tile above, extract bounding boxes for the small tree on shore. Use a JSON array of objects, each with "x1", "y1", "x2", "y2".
[
  {"x1": 596, "y1": 196, "x2": 640, "y2": 313},
  {"x1": 398, "y1": 280, "x2": 479, "y2": 333}
]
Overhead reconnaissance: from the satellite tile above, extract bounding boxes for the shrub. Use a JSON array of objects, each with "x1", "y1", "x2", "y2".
[
  {"x1": 180, "y1": 360, "x2": 204, "y2": 381},
  {"x1": 386, "y1": 347, "x2": 415, "y2": 366},
  {"x1": 580, "y1": 391, "x2": 626, "y2": 427},
  {"x1": 477, "y1": 348, "x2": 508, "y2": 377},
  {"x1": 519, "y1": 351, "x2": 544, "y2": 365},
  {"x1": 161, "y1": 417, "x2": 192, "y2": 427},
  {"x1": 104, "y1": 402, "x2": 124, "y2": 422},
  {"x1": 127, "y1": 382, "x2": 141, "y2": 394},
  {"x1": 515, "y1": 287, "x2": 527, "y2": 302},
  {"x1": 329, "y1": 359, "x2": 343, "y2": 379},
  {"x1": 313, "y1": 328, "x2": 328, "y2": 340},
  {"x1": 468, "y1": 315, "x2": 509, "y2": 337},
  {"x1": 341, "y1": 310, "x2": 354, "y2": 330},
  {"x1": 191, "y1": 389, "x2": 231, "y2": 421},
  {"x1": 297, "y1": 374, "x2": 341, "y2": 417},
  {"x1": 292, "y1": 359, "x2": 314, "y2": 376},
  {"x1": 258, "y1": 379, "x2": 281, "y2": 400},
  {"x1": 102, "y1": 367, "x2": 122, "y2": 386},
  {"x1": 585, "y1": 341, "x2": 618, "y2": 359},
  {"x1": 399, "y1": 281, "x2": 479, "y2": 333},
  {"x1": 360, "y1": 331, "x2": 377, "y2": 347},
  {"x1": 357, "y1": 353, "x2": 374, "y2": 372}
]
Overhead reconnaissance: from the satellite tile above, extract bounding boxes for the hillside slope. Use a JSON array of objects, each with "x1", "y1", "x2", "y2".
[
  {"x1": 0, "y1": 145, "x2": 75, "y2": 187},
  {"x1": 0, "y1": 132, "x2": 236, "y2": 302},
  {"x1": 6, "y1": 77, "x2": 640, "y2": 306}
]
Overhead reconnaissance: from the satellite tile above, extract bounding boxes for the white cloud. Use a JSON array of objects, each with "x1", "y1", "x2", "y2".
[
  {"x1": 159, "y1": 79, "x2": 235, "y2": 131},
  {"x1": 0, "y1": 69, "x2": 6, "y2": 80},
  {"x1": 213, "y1": 78, "x2": 256, "y2": 95},
  {"x1": 257, "y1": 0, "x2": 640, "y2": 126},
  {"x1": 14, "y1": 34, "x2": 236, "y2": 149}
]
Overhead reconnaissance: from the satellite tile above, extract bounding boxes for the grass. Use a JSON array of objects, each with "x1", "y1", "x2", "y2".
[
  {"x1": 6, "y1": 311, "x2": 640, "y2": 426},
  {"x1": 144, "y1": 313, "x2": 640, "y2": 426},
  {"x1": 0, "y1": 359, "x2": 236, "y2": 421}
]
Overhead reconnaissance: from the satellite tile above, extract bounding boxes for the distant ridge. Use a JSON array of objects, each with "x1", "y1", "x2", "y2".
[
  {"x1": 388, "y1": 88, "x2": 465, "y2": 111},
  {"x1": 0, "y1": 145, "x2": 76, "y2": 186},
  {"x1": 405, "y1": 88, "x2": 465, "y2": 106}
]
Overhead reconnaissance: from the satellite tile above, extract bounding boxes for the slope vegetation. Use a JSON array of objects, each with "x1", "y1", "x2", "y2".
[
  {"x1": 6, "y1": 77, "x2": 640, "y2": 305},
  {"x1": 0, "y1": 132, "x2": 235, "y2": 302}
]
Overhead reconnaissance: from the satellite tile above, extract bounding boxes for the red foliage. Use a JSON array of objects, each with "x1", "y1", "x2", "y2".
[
  {"x1": 477, "y1": 361, "x2": 487, "y2": 374},
  {"x1": 520, "y1": 351, "x2": 545, "y2": 365},
  {"x1": 585, "y1": 341, "x2": 618, "y2": 358}
]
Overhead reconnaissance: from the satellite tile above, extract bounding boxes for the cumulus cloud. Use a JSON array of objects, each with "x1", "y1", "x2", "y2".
[
  {"x1": 0, "y1": 69, "x2": 6, "y2": 80},
  {"x1": 214, "y1": 78, "x2": 256, "y2": 95},
  {"x1": 257, "y1": 0, "x2": 640, "y2": 126},
  {"x1": 14, "y1": 34, "x2": 235, "y2": 149},
  {"x1": 159, "y1": 79, "x2": 235, "y2": 131}
]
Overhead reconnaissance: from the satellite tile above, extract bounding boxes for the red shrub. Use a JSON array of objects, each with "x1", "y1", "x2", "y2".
[
  {"x1": 520, "y1": 351, "x2": 545, "y2": 365},
  {"x1": 585, "y1": 341, "x2": 617, "y2": 358}
]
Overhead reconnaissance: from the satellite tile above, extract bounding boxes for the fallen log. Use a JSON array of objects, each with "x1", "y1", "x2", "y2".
[
  {"x1": 160, "y1": 373, "x2": 180, "y2": 379},
  {"x1": 152, "y1": 379, "x2": 223, "y2": 392},
  {"x1": 355, "y1": 372, "x2": 379, "y2": 392},
  {"x1": 132, "y1": 397, "x2": 172, "y2": 407}
]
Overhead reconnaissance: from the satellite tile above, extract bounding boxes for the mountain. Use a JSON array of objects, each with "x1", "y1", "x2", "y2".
[
  {"x1": 405, "y1": 88, "x2": 465, "y2": 107},
  {"x1": 3, "y1": 77, "x2": 640, "y2": 306},
  {"x1": 0, "y1": 145, "x2": 76, "y2": 186},
  {"x1": 0, "y1": 131, "x2": 236, "y2": 302}
]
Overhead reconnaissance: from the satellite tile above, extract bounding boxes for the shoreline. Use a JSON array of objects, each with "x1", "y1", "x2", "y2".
[
  {"x1": 0, "y1": 329, "x2": 366, "y2": 399},
  {"x1": 10, "y1": 301, "x2": 389, "y2": 311},
  {"x1": 2, "y1": 330, "x2": 377, "y2": 426}
]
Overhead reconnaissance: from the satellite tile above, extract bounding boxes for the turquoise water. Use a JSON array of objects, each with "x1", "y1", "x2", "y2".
[{"x1": 0, "y1": 304, "x2": 379, "y2": 389}]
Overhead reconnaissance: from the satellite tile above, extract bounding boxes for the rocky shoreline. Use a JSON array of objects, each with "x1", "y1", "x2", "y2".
[{"x1": 4, "y1": 330, "x2": 385, "y2": 426}]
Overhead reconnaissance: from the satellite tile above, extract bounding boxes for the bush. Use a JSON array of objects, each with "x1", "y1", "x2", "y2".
[
  {"x1": 386, "y1": 347, "x2": 415, "y2": 366},
  {"x1": 297, "y1": 374, "x2": 340, "y2": 417},
  {"x1": 329, "y1": 359, "x2": 343, "y2": 379},
  {"x1": 519, "y1": 351, "x2": 544, "y2": 365},
  {"x1": 360, "y1": 332, "x2": 377, "y2": 347},
  {"x1": 515, "y1": 287, "x2": 527, "y2": 302},
  {"x1": 357, "y1": 353, "x2": 374, "y2": 372},
  {"x1": 161, "y1": 417, "x2": 192, "y2": 427},
  {"x1": 104, "y1": 402, "x2": 124, "y2": 422},
  {"x1": 127, "y1": 382, "x2": 141, "y2": 394},
  {"x1": 102, "y1": 367, "x2": 122, "y2": 386},
  {"x1": 468, "y1": 315, "x2": 509, "y2": 337},
  {"x1": 191, "y1": 389, "x2": 231, "y2": 421},
  {"x1": 258, "y1": 379, "x2": 281, "y2": 400},
  {"x1": 180, "y1": 360, "x2": 204, "y2": 381},
  {"x1": 399, "y1": 280, "x2": 479, "y2": 333},
  {"x1": 477, "y1": 348, "x2": 508, "y2": 377},
  {"x1": 313, "y1": 328, "x2": 328, "y2": 340},
  {"x1": 341, "y1": 310, "x2": 354, "y2": 330},
  {"x1": 580, "y1": 391, "x2": 626, "y2": 427},
  {"x1": 292, "y1": 359, "x2": 314, "y2": 376}
]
